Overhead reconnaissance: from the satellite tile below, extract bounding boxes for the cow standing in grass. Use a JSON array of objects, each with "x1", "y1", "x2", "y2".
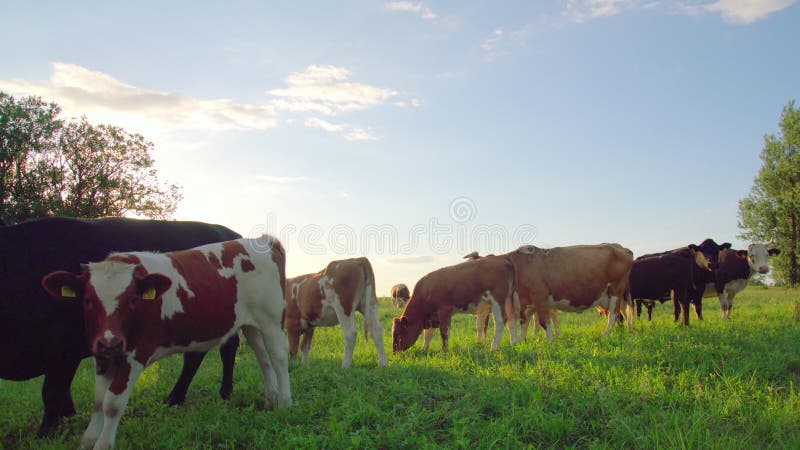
[
  {"x1": 0, "y1": 217, "x2": 240, "y2": 436},
  {"x1": 392, "y1": 254, "x2": 515, "y2": 352},
  {"x1": 703, "y1": 243, "x2": 780, "y2": 319},
  {"x1": 284, "y1": 257, "x2": 387, "y2": 368},
  {"x1": 390, "y1": 283, "x2": 410, "y2": 308},
  {"x1": 507, "y1": 243, "x2": 634, "y2": 340},
  {"x1": 42, "y1": 236, "x2": 291, "y2": 450}
]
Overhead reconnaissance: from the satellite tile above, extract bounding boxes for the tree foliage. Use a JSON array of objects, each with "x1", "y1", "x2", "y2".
[
  {"x1": 738, "y1": 100, "x2": 800, "y2": 286},
  {"x1": 0, "y1": 92, "x2": 181, "y2": 223}
]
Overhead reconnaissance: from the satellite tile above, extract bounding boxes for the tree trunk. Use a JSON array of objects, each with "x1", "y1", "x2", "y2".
[{"x1": 791, "y1": 212, "x2": 799, "y2": 287}]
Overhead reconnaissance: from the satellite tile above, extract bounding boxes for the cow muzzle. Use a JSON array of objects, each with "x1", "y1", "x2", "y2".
[
  {"x1": 758, "y1": 266, "x2": 769, "y2": 274},
  {"x1": 94, "y1": 336, "x2": 126, "y2": 360}
]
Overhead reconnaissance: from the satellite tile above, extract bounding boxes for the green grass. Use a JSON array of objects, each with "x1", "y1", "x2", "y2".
[{"x1": 2, "y1": 288, "x2": 800, "y2": 449}]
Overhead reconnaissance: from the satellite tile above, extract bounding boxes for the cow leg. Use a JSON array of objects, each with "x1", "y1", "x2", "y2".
[
  {"x1": 646, "y1": 302, "x2": 653, "y2": 321},
  {"x1": 636, "y1": 299, "x2": 643, "y2": 317},
  {"x1": 422, "y1": 328, "x2": 435, "y2": 352},
  {"x1": 164, "y1": 352, "x2": 205, "y2": 406},
  {"x1": 241, "y1": 326, "x2": 281, "y2": 408},
  {"x1": 476, "y1": 311, "x2": 490, "y2": 341},
  {"x1": 86, "y1": 361, "x2": 144, "y2": 450},
  {"x1": 438, "y1": 314, "x2": 453, "y2": 353},
  {"x1": 364, "y1": 301, "x2": 389, "y2": 367},
  {"x1": 550, "y1": 310, "x2": 560, "y2": 337},
  {"x1": 490, "y1": 300, "x2": 505, "y2": 351},
  {"x1": 81, "y1": 363, "x2": 113, "y2": 449},
  {"x1": 299, "y1": 327, "x2": 315, "y2": 365},
  {"x1": 286, "y1": 323, "x2": 302, "y2": 362},
  {"x1": 256, "y1": 326, "x2": 293, "y2": 408},
  {"x1": 602, "y1": 296, "x2": 620, "y2": 337},
  {"x1": 337, "y1": 314, "x2": 358, "y2": 369},
  {"x1": 723, "y1": 290, "x2": 735, "y2": 319},
  {"x1": 218, "y1": 334, "x2": 238, "y2": 399},
  {"x1": 38, "y1": 357, "x2": 82, "y2": 436},
  {"x1": 718, "y1": 290, "x2": 730, "y2": 319}
]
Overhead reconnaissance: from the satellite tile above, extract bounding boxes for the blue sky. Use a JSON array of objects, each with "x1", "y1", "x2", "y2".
[{"x1": 2, "y1": 1, "x2": 798, "y2": 294}]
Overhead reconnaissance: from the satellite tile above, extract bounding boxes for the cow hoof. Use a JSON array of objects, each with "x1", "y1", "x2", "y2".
[
  {"x1": 163, "y1": 394, "x2": 186, "y2": 406},
  {"x1": 36, "y1": 424, "x2": 57, "y2": 438},
  {"x1": 219, "y1": 386, "x2": 232, "y2": 400}
]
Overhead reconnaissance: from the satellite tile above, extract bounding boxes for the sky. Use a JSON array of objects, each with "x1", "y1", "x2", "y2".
[{"x1": 1, "y1": 1, "x2": 798, "y2": 295}]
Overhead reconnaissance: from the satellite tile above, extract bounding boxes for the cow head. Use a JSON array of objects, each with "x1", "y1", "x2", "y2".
[
  {"x1": 688, "y1": 239, "x2": 731, "y2": 271},
  {"x1": 42, "y1": 262, "x2": 171, "y2": 373},
  {"x1": 392, "y1": 316, "x2": 423, "y2": 352},
  {"x1": 744, "y1": 243, "x2": 780, "y2": 274}
]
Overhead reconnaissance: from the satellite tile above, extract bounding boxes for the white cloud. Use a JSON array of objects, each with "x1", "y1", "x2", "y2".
[
  {"x1": 562, "y1": 0, "x2": 796, "y2": 23},
  {"x1": 266, "y1": 65, "x2": 398, "y2": 116},
  {"x1": 702, "y1": 0, "x2": 796, "y2": 23},
  {"x1": 305, "y1": 117, "x2": 380, "y2": 142},
  {"x1": 386, "y1": 255, "x2": 436, "y2": 264},
  {"x1": 0, "y1": 62, "x2": 278, "y2": 134},
  {"x1": 481, "y1": 29, "x2": 505, "y2": 52},
  {"x1": 385, "y1": 1, "x2": 438, "y2": 20}
]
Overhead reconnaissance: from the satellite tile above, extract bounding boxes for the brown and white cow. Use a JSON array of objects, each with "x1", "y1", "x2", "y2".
[
  {"x1": 392, "y1": 254, "x2": 515, "y2": 353},
  {"x1": 703, "y1": 243, "x2": 780, "y2": 319},
  {"x1": 284, "y1": 257, "x2": 387, "y2": 368},
  {"x1": 506, "y1": 243, "x2": 634, "y2": 340},
  {"x1": 42, "y1": 236, "x2": 291, "y2": 450},
  {"x1": 390, "y1": 283, "x2": 410, "y2": 308}
]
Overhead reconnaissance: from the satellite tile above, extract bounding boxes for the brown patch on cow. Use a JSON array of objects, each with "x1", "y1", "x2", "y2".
[
  {"x1": 241, "y1": 259, "x2": 256, "y2": 272},
  {"x1": 108, "y1": 254, "x2": 141, "y2": 265},
  {"x1": 109, "y1": 363, "x2": 132, "y2": 395},
  {"x1": 270, "y1": 239, "x2": 287, "y2": 298},
  {"x1": 221, "y1": 240, "x2": 249, "y2": 269},
  {"x1": 207, "y1": 251, "x2": 222, "y2": 270}
]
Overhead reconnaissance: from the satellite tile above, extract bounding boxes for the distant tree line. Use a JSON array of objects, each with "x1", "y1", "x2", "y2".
[
  {"x1": 0, "y1": 92, "x2": 181, "y2": 224},
  {"x1": 739, "y1": 100, "x2": 800, "y2": 287}
]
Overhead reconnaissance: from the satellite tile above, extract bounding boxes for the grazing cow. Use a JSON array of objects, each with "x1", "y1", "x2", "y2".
[
  {"x1": 0, "y1": 217, "x2": 241, "y2": 436},
  {"x1": 633, "y1": 239, "x2": 730, "y2": 324},
  {"x1": 392, "y1": 255, "x2": 515, "y2": 352},
  {"x1": 703, "y1": 244, "x2": 780, "y2": 319},
  {"x1": 284, "y1": 257, "x2": 387, "y2": 368},
  {"x1": 391, "y1": 283, "x2": 410, "y2": 308},
  {"x1": 42, "y1": 236, "x2": 291, "y2": 450},
  {"x1": 506, "y1": 243, "x2": 634, "y2": 340}
]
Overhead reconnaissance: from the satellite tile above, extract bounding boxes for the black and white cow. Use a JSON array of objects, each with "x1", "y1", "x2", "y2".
[
  {"x1": 0, "y1": 217, "x2": 241, "y2": 436},
  {"x1": 703, "y1": 243, "x2": 780, "y2": 319}
]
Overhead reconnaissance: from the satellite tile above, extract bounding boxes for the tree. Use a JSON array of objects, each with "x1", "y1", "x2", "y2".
[
  {"x1": 0, "y1": 92, "x2": 181, "y2": 223},
  {"x1": 738, "y1": 100, "x2": 800, "y2": 286}
]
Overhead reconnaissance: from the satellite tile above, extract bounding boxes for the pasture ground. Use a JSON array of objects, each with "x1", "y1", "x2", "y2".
[{"x1": 1, "y1": 287, "x2": 799, "y2": 449}]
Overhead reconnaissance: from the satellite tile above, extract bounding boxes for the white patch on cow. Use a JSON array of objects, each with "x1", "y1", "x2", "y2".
[
  {"x1": 311, "y1": 276, "x2": 340, "y2": 327},
  {"x1": 725, "y1": 278, "x2": 748, "y2": 297},
  {"x1": 747, "y1": 243, "x2": 774, "y2": 274},
  {"x1": 88, "y1": 261, "x2": 136, "y2": 315},
  {"x1": 103, "y1": 330, "x2": 114, "y2": 341},
  {"x1": 518, "y1": 245, "x2": 537, "y2": 254}
]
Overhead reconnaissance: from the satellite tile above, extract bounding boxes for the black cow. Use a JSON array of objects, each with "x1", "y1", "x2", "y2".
[
  {"x1": 632, "y1": 239, "x2": 730, "y2": 325},
  {"x1": 0, "y1": 217, "x2": 241, "y2": 436}
]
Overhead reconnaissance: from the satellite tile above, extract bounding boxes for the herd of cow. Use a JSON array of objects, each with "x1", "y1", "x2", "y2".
[{"x1": 0, "y1": 216, "x2": 779, "y2": 449}]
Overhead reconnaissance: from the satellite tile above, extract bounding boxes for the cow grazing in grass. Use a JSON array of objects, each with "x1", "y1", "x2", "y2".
[
  {"x1": 284, "y1": 257, "x2": 387, "y2": 368},
  {"x1": 633, "y1": 239, "x2": 730, "y2": 324},
  {"x1": 392, "y1": 255, "x2": 515, "y2": 352},
  {"x1": 42, "y1": 236, "x2": 291, "y2": 450},
  {"x1": 0, "y1": 217, "x2": 240, "y2": 436},
  {"x1": 506, "y1": 243, "x2": 634, "y2": 340},
  {"x1": 703, "y1": 243, "x2": 780, "y2": 319},
  {"x1": 391, "y1": 283, "x2": 410, "y2": 308}
]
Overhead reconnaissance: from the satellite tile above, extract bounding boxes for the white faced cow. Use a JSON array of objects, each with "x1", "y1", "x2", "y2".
[
  {"x1": 42, "y1": 236, "x2": 292, "y2": 450},
  {"x1": 284, "y1": 257, "x2": 387, "y2": 368},
  {"x1": 703, "y1": 243, "x2": 780, "y2": 319}
]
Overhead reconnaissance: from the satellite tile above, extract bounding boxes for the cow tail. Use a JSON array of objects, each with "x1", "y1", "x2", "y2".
[
  {"x1": 268, "y1": 236, "x2": 288, "y2": 330},
  {"x1": 362, "y1": 257, "x2": 378, "y2": 343}
]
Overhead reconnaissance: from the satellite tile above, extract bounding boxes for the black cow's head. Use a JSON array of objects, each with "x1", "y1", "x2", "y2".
[{"x1": 688, "y1": 238, "x2": 731, "y2": 271}]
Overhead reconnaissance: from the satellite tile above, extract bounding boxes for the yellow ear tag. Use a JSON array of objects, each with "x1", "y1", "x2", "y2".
[
  {"x1": 142, "y1": 287, "x2": 157, "y2": 300},
  {"x1": 61, "y1": 285, "x2": 77, "y2": 298}
]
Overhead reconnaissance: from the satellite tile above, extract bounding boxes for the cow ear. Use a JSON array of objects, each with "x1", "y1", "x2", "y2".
[
  {"x1": 736, "y1": 250, "x2": 748, "y2": 258},
  {"x1": 720, "y1": 242, "x2": 732, "y2": 250},
  {"x1": 687, "y1": 244, "x2": 698, "y2": 251},
  {"x1": 768, "y1": 248, "x2": 781, "y2": 256},
  {"x1": 42, "y1": 271, "x2": 83, "y2": 301},
  {"x1": 136, "y1": 273, "x2": 172, "y2": 300}
]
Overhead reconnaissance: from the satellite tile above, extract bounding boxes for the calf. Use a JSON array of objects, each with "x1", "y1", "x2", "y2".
[
  {"x1": 0, "y1": 216, "x2": 240, "y2": 436},
  {"x1": 390, "y1": 283, "x2": 410, "y2": 308},
  {"x1": 284, "y1": 257, "x2": 387, "y2": 368},
  {"x1": 506, "y1": 243, "x2": 634, "y2": 340},
  {"x1": 392, "y1": 254, "x2": 515, "y2": 352},
  {"x1": 42, "y1": 236, "x2": 291, "y2": 450},
  {"x1": 704, "y1": 243, "x2": 780, "y2": 319}
]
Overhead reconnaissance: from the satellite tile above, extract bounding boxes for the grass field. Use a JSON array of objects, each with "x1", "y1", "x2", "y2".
[{"x1": 2, "y1": 287, "x2": 799, "y2": 449}]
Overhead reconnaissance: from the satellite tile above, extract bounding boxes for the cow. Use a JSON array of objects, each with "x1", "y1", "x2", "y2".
[
  {"x1": 703, "y1": 243, "x2": 780, "y2": 319},
  {"x1": 390, "y1": 283, "x2": 410, "y2": 308},
  {"x1": 392, "y1": 254, "x2": 515, "y2": 353},
  {"x1": 463, "y1": 251, "x2": 558, "y2": 340},
  {"x1": 42, "y1": 235, "x2": 291, "y2": 450},
  {"x1": 284, "y1": 257, "x2": 387, "y2": 368},
  {"x1": 0, "y1": 216, "x2": 241, "y2": 436},
  {"x1": 633, "y1": 239, "x2": 730, "y2": 324},
  {"x1": 506, "y1": 243, "x2": 634, "y2": 340}
]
